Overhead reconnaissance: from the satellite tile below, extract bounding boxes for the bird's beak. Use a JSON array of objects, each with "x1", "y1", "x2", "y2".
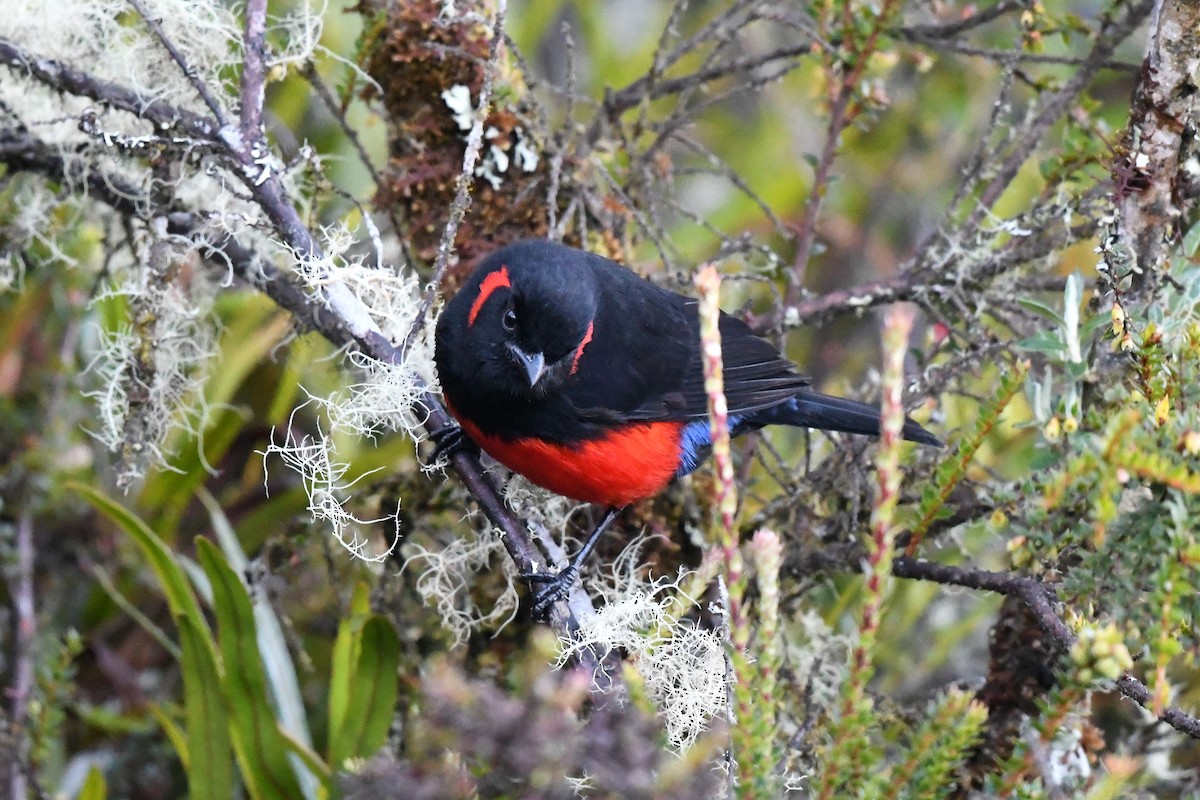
[{"x1": 509, "y1": 344, "x2": 546, "y2": 387}]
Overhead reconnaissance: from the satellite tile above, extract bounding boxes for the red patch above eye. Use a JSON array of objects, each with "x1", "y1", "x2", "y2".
[{"x1": 468, "y1": 266, "x2": 511, "y2": 327}]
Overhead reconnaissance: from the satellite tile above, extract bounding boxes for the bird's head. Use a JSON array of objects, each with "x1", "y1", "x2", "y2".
[{"x1": 435, "y1": 240, "x2": 599, "y2": 402}]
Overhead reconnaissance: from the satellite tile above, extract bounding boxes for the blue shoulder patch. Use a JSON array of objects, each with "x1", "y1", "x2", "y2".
[{"x1": 675, "y1": 414, "x2": 746, "y2": 477}]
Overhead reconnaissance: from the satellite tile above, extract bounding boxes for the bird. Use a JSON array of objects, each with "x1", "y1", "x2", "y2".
[{"x1": 433, "y1": 239, "x2": 940, "y2": 616}]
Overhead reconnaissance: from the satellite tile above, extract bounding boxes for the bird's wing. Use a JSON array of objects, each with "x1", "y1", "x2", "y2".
[
  {"x1": 563, "y1": 277, "x2": 807, "y2": 424},
  {"x1": 621, "y1": 306, "x2": 809, "y2": 421}
]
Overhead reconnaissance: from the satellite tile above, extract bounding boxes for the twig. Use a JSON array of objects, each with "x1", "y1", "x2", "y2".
[
  {"x1": 787, "y1": 86, "x2": 852, "y2": 301},
  {"x1": 302, "y1": 62, "x2": 411, "y2": 255},
  {"x1": 239, "y1": 0, "x2": 268, "y2": 143},
  {"x1": 893, "y1": 557, "x2": 1200, "y2": 739},
  {"x1": 896, "y1": 0, "x2": 1025, "y2": 40},
  {"x1": 969, "y1": 0, "x2": 1155, "y2": 225},
  {"x1": 900, "y1": 32, "x2": 1138, "y2": 71},
  {"x1": 0, "y1": 120, "x2": 608, "y2": 679},
  {"x1": 592, "y1": 41, "x2": 813, "y2": 145},
  {"x1": 0, "y1": 38, "x2": 216, "y2": 138},
  {"x1": 788, "y1": 0, "x2": 902, "y2": 303},
  {"x1": 127, "y1": 0, "x2": 230, "y2": 128}
]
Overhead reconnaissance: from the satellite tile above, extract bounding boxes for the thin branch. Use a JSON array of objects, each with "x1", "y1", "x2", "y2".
[
  {"x1": 901, "y1": 32, "x2": 1139, "y2": 72},
  {"x1": 895, "y1": 0, "x2": 1025, "y2": 40},
  {"x1": 787, "y1": 86, "x2": 853, "y2": 302},
  {"x1": 127, "y1": 0, "x2": 229, "y2": 128},
  {"x1": 595, "y1": 42, "x2": 813, "y2": 140},
  {"x1": 893, "y1": 558, "x2": 1200, "y2": 739},
  {"x1": 751, "y1": 213, "x2": 1098, "y2": 330},
  {"x1": 239, "y1": 0, "x2": 268, "y2": 144},
  {"x1": 969, "y1": 0, "x2": 1154, "y2": 225},
  {"x1": 788, "y1": 0, "x2": 902, "y2": 304},
  {"x1": 302, "y1": 62, "x2": 411, "y2": 256},
  {"x1": 0, "y1": 38, "x2": 216, "y2": 138}
]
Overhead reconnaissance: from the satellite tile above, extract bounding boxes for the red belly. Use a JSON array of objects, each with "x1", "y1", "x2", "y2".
[{"x1": 450, "y1": 411, "x2": 685, "y2": 507}]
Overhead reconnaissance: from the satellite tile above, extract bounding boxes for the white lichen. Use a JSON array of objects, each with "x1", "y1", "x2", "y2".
[
  {"x1": 80, "y1": 242, "x2": 218, "y2": 485},
  {"x1": 262, "y1": 224, "x2": 436, "y2": 560},
  {"x1": 403, "y1": 525, "x2": 520, "y2": 645},
  {"x1": 557, "y1": 546, "x2": 729, "y2": 752}
]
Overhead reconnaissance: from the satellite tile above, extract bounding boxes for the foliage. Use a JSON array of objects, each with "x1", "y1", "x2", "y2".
[{"x1": 1, "y1": 0, "x2": 1199, "y2": 798}]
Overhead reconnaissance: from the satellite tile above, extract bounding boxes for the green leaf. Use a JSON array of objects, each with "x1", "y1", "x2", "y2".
[
  {"x1": 178, "y1": 616, "x2": 236, "y2": 800},
  {"x1": 332, "y1": 616, "x2": 400, "y2": 765},
  {"x1": 1064, "y1": 360, "x2": 1089, "y2": 381},
  {"x1": 69, "y1": 482, "x2": 205, "y2": 626},
  {"x1": 147, "y1": 704, "x2": 190, "y2": 772},
  {"x1": 1016, "y1": 297, "x2": 1065, "y2": 326},
  {"x1": 1018, "y1": 333, "x2": 1065, "y2": 355},
  {"x1": 78, "y1": 766, "x2": 107, "y2": 800},
  {"x1": 198, "y1": 493, "x2": 322, "y2": 795},
  {"x1": 1183, "y1": 218, "x2": 1200, "y2": 258},
  {"x1": 198, "y1": 489, "x2": 314, "y2": 770},
  {"x1": 70, "y1": 483, "x2": 234, "y2": 800},
  {"x1": 327, "y1": 583, "x2": 399, "y2": 767},
  {"x1": 327, "y1": 582, "x2": 369, "y2": 762},
  {"x1": 1030, "y1": 447, "x2": 1062, "y2": 471},
  {"x1": 280, "y1": 729, "x2": 334, "y2": 786},
  {"x1": 196, "y1": 538, "x2": 305, "y2": 800}
]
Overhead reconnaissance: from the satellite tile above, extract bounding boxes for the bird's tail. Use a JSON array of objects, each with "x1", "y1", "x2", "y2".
[{"x1": 757, "y1": 391, "x2": 942, "y2": 446}]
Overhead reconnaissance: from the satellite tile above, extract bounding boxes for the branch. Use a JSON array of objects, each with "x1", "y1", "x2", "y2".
[
  {"x1": 895, "y1": 0, "x2": 1025, "y2": 40},
  {"x1": 239, "y1": 0, "x2": 268, "y2": 143},
  {"x1": 0, "y1": 38, "x2": 216, "y2": 138},
  {"x1": 406, "y1": 0, "x2": 509, "y2": 352},
  {"x1": 750, "y1": 214, "x2": 1098, "y2": 330},
  {"x1": 787, "y1": 0, "x2": 902, "y2": 304},
  {"x1": 127, "y1": 0, "x2": 230, "y2": 128},
  {"x1": 893, "y1": 558, "x2": 1200, "y2": 739},
  {"x1": 968, "y1": 0, "x2": 1154, "y2": 225},
  {"x1": 0, "y1": 79, "x2": 607, "y2": 677},
  {"x1": 1113, "y1": 0, "x2": 1200, "y2": 289}
]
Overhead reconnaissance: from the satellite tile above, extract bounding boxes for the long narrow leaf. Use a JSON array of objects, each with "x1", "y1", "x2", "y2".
[
  {"x1": 70, "y1": 483, "x2": 233, "y2": 799},
  {"x1": 196, "y1": 538, "x2": 304, "y2": 800},
  {"x1": 198, "y1": 489, "x2": 320, "y2": 798},
  {"x1": 178, "y1": 616, "x2": 236, "y2": 800},
  {"x1": 146, "y1": 705, "x2": 190, "y2": 772},
  {"x1": 328, "y1": 615, "x2": 400, "y2": 766},
  {"x1": 199, "y1": 490, "x2": 313, "y2": 745},
  {"x1": 70, "y1": 482, "x2": 204, "y2": 624},
  {"x1": 327, "y1": 582, "x2": 371, "y2": 763}
]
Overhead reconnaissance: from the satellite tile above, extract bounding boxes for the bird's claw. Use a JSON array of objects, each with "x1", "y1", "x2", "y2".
[
  {"x1": 425, "y1": 424, "x2": 477, "y2": 467},
  {"x1": 522, "y1": 565, "x2": 579, "y2": 619}
]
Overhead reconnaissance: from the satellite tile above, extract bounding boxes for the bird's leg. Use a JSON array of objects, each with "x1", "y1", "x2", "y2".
[
  {"x1": 424, "y1": 424, "x2": 478, "y2": 467},
  {"x1": 524, "y1": 506, "x2": 622, "y2": 619}
]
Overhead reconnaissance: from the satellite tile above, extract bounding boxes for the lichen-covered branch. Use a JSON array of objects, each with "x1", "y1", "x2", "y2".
[{"x1": 1113, "y1": 0, "x2": 1200, "y2": 284}]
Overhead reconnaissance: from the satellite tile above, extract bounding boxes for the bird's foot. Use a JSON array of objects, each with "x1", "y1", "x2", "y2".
[
  {"x1": 425, "y1": 424, "x2": 477, "y2": 467},
  {"x1": 522, "y1": 565, "x2": 580, "y2": 620}
]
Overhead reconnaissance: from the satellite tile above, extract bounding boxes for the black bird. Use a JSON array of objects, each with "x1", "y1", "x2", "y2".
[{"x1": 434, "y1": 240, "x2": 939, "y2": 613}]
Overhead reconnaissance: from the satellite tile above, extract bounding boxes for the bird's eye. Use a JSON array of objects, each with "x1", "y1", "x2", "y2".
[{"x1": 502, "y1": 308, "x2": 517, "y2": 331}]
